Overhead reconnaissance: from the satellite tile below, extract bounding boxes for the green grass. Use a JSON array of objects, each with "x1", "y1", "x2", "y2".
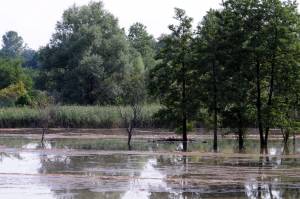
[{"x1": 0, "y1": 104, "x2": 161, "y2": 128}]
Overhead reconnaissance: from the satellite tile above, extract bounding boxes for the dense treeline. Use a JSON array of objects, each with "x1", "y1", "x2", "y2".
[
  {"x1": 0, "y1": 0, "x2": 299, "y2": 150},
  {"x1": 149, "y1": 0, "x2": 300, "y2": 150}
]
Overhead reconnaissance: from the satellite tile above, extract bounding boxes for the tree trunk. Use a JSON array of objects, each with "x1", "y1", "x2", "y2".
[
  {"x1": 238, "y1": 129, "x2": 244, "y2": 152},
  {"x1": 256, "y1": 59, "x2": 265, "y2": 148},
  {"x1": 41, "y1": 127, "x2": 47, "y2": 148},
  {"x1": 87, "y1": 77, "x2": 95, "y2": 105},
  {"x1": 238, "y1": 118, "x2": 244, "y2": 152},
  {"x1": 41, "y1": 128, "x2": 46, "y2": 143},
  {"x1": 128, "y1": 131, "x2": 132, "y2": 150},
  {"x1": 212, "y1": 61, "x2": 218, "y2": 152},
  {"x1": 265, "y1": 22, "x2": 277, "y2": 149},
  {"x1": 182, "y1": 62, "x2": 187, "y2": 152},
  {"x1": 127, "y1": 124, "x2": 133, "y2": 150},
  {"x1": 182, "y1": 115, "x2": 187, "y2": 152},
  {"x1": 213, "y1": 109, "x2": 218, "y2": 152},
  {"x1": 264, "y1": 52, "x2": 275, "y2": 148}
]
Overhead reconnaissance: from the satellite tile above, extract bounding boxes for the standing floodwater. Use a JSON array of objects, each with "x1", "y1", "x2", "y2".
[{"x1": 0, "y1": 134, "x2": 299, "y2": 199}]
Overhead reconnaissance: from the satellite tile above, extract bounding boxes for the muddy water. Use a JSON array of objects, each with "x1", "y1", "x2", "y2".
[{"x1": 0, "y1": 135, "x2": 299, "y2": 199}]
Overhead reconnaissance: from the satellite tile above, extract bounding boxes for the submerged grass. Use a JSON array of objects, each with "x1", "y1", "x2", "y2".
[{"x1": 0, "y1": 104, "x2": 161, "y2": 128}]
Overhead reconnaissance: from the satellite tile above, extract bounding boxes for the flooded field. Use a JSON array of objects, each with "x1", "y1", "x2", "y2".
[{"x1": 0, "y1": 133, "x2": 299, "y2": 199}]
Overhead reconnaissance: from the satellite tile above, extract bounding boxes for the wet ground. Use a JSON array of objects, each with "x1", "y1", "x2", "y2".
[{"x1": 0, "y1": 133, "x2": 299, "y2": 199}]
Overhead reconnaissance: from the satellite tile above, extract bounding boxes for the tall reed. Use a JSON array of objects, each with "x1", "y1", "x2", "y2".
[{"x1": 0, "y1": 105, "x2": 161, "y2": 128}]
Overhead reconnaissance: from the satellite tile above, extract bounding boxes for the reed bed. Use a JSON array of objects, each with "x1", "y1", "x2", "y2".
[{"x1": 0, "y1": 104, "x2": 161, "y2": 128}]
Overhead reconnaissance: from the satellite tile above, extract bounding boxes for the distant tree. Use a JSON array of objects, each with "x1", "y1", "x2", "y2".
[
  {"x1": 0, "y1": 31, "x2": 39, "y2": 68},
  {"x1": 149, "y1": 8, "x2": 200, "y2": 151},
  {"x1": 128, "y1": 22, "x2": 156, "y2": 70},
  {"x1": 1, "y1": 31, "x2": 24, "y2": 58},
  {"x1": 39, "y1": 1, "x2": 133, "y2": 104}
]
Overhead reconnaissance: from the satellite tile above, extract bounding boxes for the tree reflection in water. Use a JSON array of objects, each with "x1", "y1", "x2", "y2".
[{"x1": 0, "y1": 137, "x2": 299, "y2": 199}]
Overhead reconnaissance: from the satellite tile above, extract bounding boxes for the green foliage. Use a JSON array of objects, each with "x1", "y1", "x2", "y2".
[
  {"x1": 0, "y1": 31, "x2": 39, "y2": 68},
  {"x1": 21, "y1": 49, "x2": 39, "y2": 68},
  {"x1": 0, "y1": 81, "x2": 27, "y2": 107},
  {"x1": 149, "y1": 8, "x2": 200, "y2": 132},
  {"x1": 15, "y1": 94, "x2": 32, "y2": 106},
  {"x1": 191, "y1": 0, "x2": 300, "y2": 144},
  {"x1": 39, "y1": 1, "x2": 136, "y2": 105},
  {"x1": 29, "y1": 90, "x2": 52, "y2": 108},
  {"x1": 0, "y1": 59, "x2": 33, "y2": 107},
  {"x1": 0, "y1": 104, "x2": 161, "y2": 128},
  {"x1": 0, "y1": 31, "x2": 24, "y2": 58},
  {"x1": 128, "y1": 22, "x2": 157, "y2": 70},
  {"x1": 221, "y1": 0, "x2": 300, "y2": 143},
  {"x1": 119, "y1": 54, "x2": 146, "y2": 106},
  {"x1": 0, "y1": 59, "x2": 32, "y2": 89}
]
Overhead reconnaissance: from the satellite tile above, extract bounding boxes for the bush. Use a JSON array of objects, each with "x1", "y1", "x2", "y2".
[{"x1": 15, "y1": 94, "x2": 32, "y2": 106}]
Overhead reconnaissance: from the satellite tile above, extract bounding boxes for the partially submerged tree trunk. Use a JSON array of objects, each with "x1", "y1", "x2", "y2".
[
  {"x1": 256, "y1": 59, "x2": 265, "y2": 149},
  {"x1": 281, "y1": 128, "x2": 290, "y2": 146},
  {"x1": 38, "y1": 105, "x2": 57, "y2": 148},
  {"x1": 182, "y1": 62, "x2": 188, "y2": 152},
  {"x1": 182, "y1": 115, "x2": 187, "y2": 152},
  {"x1": 238, "y1": 130, "x2": 244, "y2": 152},
  {"x1": 264, "y1": 55, "x2": 275, "y2": 149},
  {"x1": 119, "y1": 104, "x2": 142, "y2": 150},
  {"x1": 40, "y1": 106, "x2": 52, "y2": 147},
  {"x1": 127, "y1": 124, "x2": 133, "y2": 151},
  {"x1": 213, "y1": 109, "x2": 218, "y2": 152},
  {"x1": 41, "y1": 128, "x2": 47, "y2": 143},
  {"x1": 212, "y1": 61, "x2": 218, "y2": 152},
  {"x1": 237, "y1": 126, "x2": 244, "y2": 152},
  {"x1": 237, "y1": 110, "x2": 244, "y2": 151}
]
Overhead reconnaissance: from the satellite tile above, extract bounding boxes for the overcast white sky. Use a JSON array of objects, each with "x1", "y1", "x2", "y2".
[{"x1": 0, "y1": 0, "x2": 224, "y2": 49}]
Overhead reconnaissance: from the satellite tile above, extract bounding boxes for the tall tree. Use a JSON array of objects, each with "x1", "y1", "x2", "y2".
[
  {"x1": 218, "y1": 0, "x2": 257, "y2": 151},
  {"x1": 260, "y1": 0, "x2": 300, "y2": 147},
  {"x1": 39, "y1": 1, "x2": 134, "y2": 104},
  {"x1": 220, "y1": 0, "x2": 300, "y2": 149},
  {"x1": 195, "y1": 10, "x2": 223, "y2": 151},
  {"x1": 1, "y1": 31, "x2": 24, "y2": 58},
  {"x1": 149, "y1": 8, "x2": 199, "y2": 151}
]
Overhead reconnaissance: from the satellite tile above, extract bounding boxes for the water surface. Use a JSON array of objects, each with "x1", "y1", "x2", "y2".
[{"x1": 0, "y1": 134, "x2": 299, "y2": 199}]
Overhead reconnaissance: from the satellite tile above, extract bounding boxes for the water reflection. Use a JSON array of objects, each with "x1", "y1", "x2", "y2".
[
  {"x1": 0, "y1": 152, "x2": 40, "y2": 174},
  {"x1": 0, "y1": 136, "x2": 299, "y2": 198},
  {"x1": 122, "y1": 159, "x2": 168, "y2": 199}
]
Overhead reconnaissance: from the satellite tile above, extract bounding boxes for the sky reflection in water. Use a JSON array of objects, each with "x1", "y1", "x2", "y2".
[{"x1": 0, "y1": 136, "x2": 299, "y2": 199}]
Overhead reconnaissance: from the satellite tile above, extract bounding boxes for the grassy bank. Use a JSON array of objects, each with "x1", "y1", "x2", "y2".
[{"x1": 0, "y1": 105, "x2": 161, "y2": 128}]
